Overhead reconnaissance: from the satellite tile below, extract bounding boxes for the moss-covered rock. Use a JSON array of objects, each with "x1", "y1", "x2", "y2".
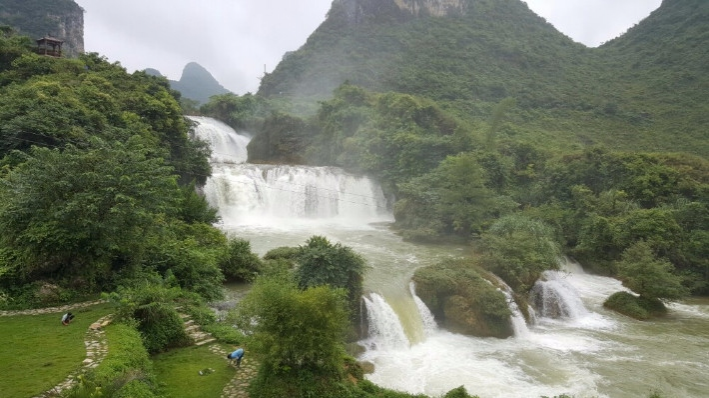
[
  {"x1": 413, "y1": 258, "x2": 513, "y2": 338},
  {"x1": 603, "y1": 291, "x2": 667, "y2": 320}
]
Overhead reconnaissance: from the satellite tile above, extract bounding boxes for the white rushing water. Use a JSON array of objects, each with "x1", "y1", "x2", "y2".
[{"x1": 193, "y1": 117, "x2": 709, "y2": 398}]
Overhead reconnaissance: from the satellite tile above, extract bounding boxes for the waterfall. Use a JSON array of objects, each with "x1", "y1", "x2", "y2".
[
  {"x1": 189, "y1": 116, "x2": 250, "y2": 163},
  {"x1": 486, "y1": 277, "x2": 530, "y2": 337},
  {"x1": 190, "y1": 116, "x2": 393, "y2": 227},
  {"x1": 530, "y1": 270, "x2": 589, "y2": 319},
  {"x1": 499, "y1": 286, "x2": 530, "y2": 338},
  {"x1": 363, "y1": 293, "x2": 410, "y2": 351},
  {"x1": 409, "y1": 282, "x2": 438, "y2": 336}
]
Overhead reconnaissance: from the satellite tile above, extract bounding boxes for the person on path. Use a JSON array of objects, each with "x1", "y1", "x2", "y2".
[
  {"x1": 227, "y1": 347, "x2": 244, "y2": 367},
  {"x1": 61, "y1": 312, "x2": 75, "y2": 325}
]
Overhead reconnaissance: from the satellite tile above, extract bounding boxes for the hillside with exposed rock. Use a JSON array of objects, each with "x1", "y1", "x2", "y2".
[
  {"x1": 257, "y1": 0, "x2": 709, "y2": 157},
  {"x1": 0, "y1": 0, "x2": 84, "y2": 57}
]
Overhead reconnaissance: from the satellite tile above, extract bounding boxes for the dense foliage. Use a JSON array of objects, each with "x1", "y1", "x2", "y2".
[
  {"x1": 615, "y1": 241, "x2": 689, "y2": 302},
  {"x1": 480, "y1": 215, "x2": 561, "y2": 292},
  {"x1": 0, "y1": 31, "x2": 254, "y2": 305},
  {"x1": 295, "y1": 235, "x2": 366, "y2": 325}
]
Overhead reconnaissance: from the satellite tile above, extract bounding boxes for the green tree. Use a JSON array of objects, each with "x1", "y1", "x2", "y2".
[
  {"x1": 0, "y1": 138, "x2": 179, "y2": 288},
  {"x1": 616, "y1": 241, "x2": 689, "y2": 302},
  {"x1": 481, "y1": 215, "x2": 561, "y2": 292},
  {"x1": 295, "y1": 236, "x2": 366, "y2": 323},
  {"x1": 234, "y1": 272, "x2": 349, "y2": 375},
  {"x1": 219, "y1": 238, "x2": 263, "y2": 282},
  {"x1": 110, "y1": 281, "x2": 192, "y2": 353},
  {"x1": 395, "y1": 153, "x2": 516, "y2": 240}
]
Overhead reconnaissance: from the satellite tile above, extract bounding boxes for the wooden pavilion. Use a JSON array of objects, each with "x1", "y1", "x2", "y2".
[{"x1": 36, "y1": 35, "x2": 63, "y2": 57}]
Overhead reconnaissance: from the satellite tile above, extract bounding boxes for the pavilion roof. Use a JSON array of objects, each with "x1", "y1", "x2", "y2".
[{"x1": 36, "y1": 35, "x2": 64, "y2": 44}]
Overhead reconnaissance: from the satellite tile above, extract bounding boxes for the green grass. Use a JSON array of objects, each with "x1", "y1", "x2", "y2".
[
  {"x1": 0, "y1": 303, "x2": 114, "y2": 398},
  {"x1": 153, "y1": 343, "x2": 234, "y2": 398}
]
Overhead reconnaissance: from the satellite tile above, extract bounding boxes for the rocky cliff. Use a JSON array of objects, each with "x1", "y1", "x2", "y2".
[
  {"x1": 330, "y1": 0, "x2": 466, "y2": 25},
  {"x1": 0, "y1": 0, "x2": 84, "y2": 57}
]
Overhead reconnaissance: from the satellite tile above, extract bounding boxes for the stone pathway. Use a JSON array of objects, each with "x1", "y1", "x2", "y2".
[
  {"x1": 0, "y1": 299, "x2": 106, "y2": 317},
  {"x1": 179, "y1": 313, "x2": 217, "y2": 346},
  {"x1": 32, "y1": 314, "x2": 112, "y2": 397},
  {"x1": 207, "y1": 344, "x2": 257, "y2": 398},
  {"x1": 2, "y1": 300, "x2": 112, "y2": 396},
  {"x1": 179, "y1": 313, "x2": 256, "y2": 398}
]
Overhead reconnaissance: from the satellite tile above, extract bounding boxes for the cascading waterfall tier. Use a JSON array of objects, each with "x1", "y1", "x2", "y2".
[
  {"x1": 530, "y1": 270, "x2": 589, "y2": 319},
  {"x1": 189, "y1": 116, "x2": 250, "y2": 163},
  {"x1": 189, "y1": 116, "x2": 393, "y2": 227},
  {"x1": 362, "y1": 293, "x2": 411, "y2": 351},
  {"x1": 205, "y1": 164, "x2": 392, "y2": 226},
  {"x1": 495, "y1": 280, "x2": 530, "y2": 337},
  {"x1": 410, "y1": 282, "x2": 437, "y2": 336}
]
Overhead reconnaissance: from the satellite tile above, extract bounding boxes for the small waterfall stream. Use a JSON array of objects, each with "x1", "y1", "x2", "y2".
[
  {"x1": 363, "y1": 293, "x2": 411, "y2": 351},
  {"x1": 410, "y1": 283, "x2": 438, "y2": 336},
  {"x1": 530, "y1": 270, "x2": 589, "y2": 320}
]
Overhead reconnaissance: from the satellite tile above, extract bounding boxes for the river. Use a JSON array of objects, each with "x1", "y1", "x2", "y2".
[{"x1": 192, "y1": 116, "x2": 709, "y2": 398}]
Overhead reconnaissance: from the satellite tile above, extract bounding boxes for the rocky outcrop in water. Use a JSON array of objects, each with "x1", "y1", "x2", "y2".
[{"x1": 412, "y1": 259, "x2": 513, "y2": 338}]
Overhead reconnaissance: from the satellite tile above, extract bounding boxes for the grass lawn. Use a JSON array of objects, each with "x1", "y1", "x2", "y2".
[
  {"x1": 0, "y1": 303, "x2": 114, "y2": 398},
  {"x1": 153, "y1": 343, "x2": 235, "y2": 398}
]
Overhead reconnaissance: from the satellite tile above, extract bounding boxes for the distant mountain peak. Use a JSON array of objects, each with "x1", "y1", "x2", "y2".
[
  {"x1": 180, "y1": 62, "x2": 214, "y2": 79},
  {"x1": 168, "y1": 62, "x2": 231, "y2": 104}
]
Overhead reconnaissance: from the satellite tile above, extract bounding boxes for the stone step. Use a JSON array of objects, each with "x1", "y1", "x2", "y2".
[{"x1": 195, "y1": 338, "x2": 216, "y2": 346}]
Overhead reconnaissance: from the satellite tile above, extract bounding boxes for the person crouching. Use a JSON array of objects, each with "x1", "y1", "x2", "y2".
[
  {"x1": 226, "y1": 348, "x2": 244, "y2": 367},
  {"x1": 61, "y1": 312, "x2": 75, "y2": 325}
]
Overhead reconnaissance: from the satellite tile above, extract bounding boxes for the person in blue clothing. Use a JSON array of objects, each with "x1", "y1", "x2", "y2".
[{"x1": 226, "y1": 347, "x2": 244, "y2": 367}]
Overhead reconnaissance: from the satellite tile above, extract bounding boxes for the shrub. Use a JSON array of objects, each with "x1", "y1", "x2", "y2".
[
  {"x1": 219, "y1": 238, "x2": 263, "y2": 282},
  {"x1": 263, "y1": 246, "x2": 300, "y2": 261},
  {"x1": 110, "y1": 284, "x2": 192, "y2": 353},
  {"x1": 616, "y1": 241, "x2": 689, "y2": 302},
  {"x1": 66, "y1": 324, "x2": 157, "y2": 397},
  {"x1": 295, "y1": 236, "x2": 366, "y2": 324},
  {"x1": 603, "y1": 291, "x2": 667, "y2": 320},
  {"x1": 134, "y1": 301, "x2": 191, "y2": 353},
  {"x1": 481, "y1": 215, "x2": 561, "y2": 292}
]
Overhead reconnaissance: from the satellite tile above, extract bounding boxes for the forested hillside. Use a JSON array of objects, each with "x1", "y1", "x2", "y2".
[
  {"x1": 258, "y1": 0, "x2": 708, "y2": 157},
  {"x1": 598, "y1": 0, "x2": 709, "y2": 154}
]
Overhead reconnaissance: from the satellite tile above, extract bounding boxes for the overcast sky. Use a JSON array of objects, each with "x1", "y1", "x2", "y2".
[{"x1": 76, "y1": 0, "x2": 662, "y2": 95}]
